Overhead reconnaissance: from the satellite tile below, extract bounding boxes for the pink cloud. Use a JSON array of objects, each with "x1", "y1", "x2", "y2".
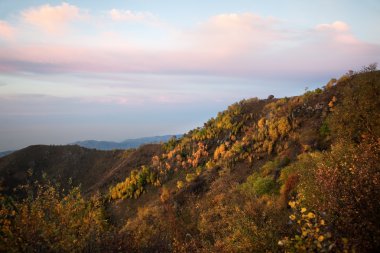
[
  {"x1": 178, "y1": 17, "x2": 379, "y2": 76},
  {"x1": 0, "y1": 11, "x2": 379, "y2": 78},
  {"x1": 184, "y1": 13, "x2": 282, "y2": 56},
  {"x1": 315, "y1": 21, "x2": 349, "y2": 32},
  {"x1": 206, "y1": 13, "x2": 279, "y2": 31},
  {"x1": 21, "y1": 2, "x2": 85, "y2": 33},
  {"x1": 315, "y1": 21, "x2": 358, "y2": 44},
  {"x1": 0, "y1": 20, "x2": 15, "y2": 40}
]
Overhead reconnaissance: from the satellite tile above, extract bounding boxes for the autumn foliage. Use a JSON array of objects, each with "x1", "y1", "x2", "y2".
[
  {"x1": 1, "y1": 67, "x2": 379, "y2": 252},
  {"x1": 0, "y1": 180, "x2": 106, "y2": 252}
]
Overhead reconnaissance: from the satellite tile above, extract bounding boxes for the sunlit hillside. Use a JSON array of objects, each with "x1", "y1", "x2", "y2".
[{"x1": 1, "y1": 67, "x2": 379, "y2": 252}]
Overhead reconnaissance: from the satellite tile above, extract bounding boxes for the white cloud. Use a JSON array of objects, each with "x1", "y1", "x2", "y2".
[{"x1": 109, "y1": 9, "x2": 157, "y2": 24}]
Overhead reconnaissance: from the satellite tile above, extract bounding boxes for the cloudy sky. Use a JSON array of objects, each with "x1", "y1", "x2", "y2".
[{"x1": 0, "y1": 0, "x2": 379, "y2": 151}]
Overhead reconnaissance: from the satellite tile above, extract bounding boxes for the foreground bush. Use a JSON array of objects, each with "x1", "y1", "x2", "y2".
[{"x1": 0, "y1": 181, "x2": 106, "y2": 252}]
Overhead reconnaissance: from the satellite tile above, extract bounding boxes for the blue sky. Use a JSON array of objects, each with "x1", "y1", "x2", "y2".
[{"x1": 0, "y1": 1, "x2": 379, "y2": 151}]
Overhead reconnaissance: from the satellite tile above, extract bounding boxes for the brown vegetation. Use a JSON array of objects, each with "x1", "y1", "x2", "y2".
[{"x1": 1, "y1": 67, "x2": 379, "y2": 252}]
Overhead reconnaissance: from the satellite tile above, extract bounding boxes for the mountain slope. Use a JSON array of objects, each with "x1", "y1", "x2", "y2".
[
  {"x1": 0, "y1": 144, "x2": 163, "y2": 195},
  {"x1": 104, "y1": 70, "x2": 380, "y2": 251},
  {"x1": 1, "y1": 70, "x2": 379, "y2": 252}
]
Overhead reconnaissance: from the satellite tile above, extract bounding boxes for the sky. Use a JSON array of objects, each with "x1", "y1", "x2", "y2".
[{"x1": 0, "y1": 1, "x2": 379, "y2": 151}]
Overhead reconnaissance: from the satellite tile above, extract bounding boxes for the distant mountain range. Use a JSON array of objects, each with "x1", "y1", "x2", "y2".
[
  {"x1": 71, "y1": 134, "x2": 182, "y2": 150},
  {"x1": 0, "y1": 135, "x2": 181, "y2": 158},
  {"x1": 0, "y1": 150, "x2": 14, "y2": 158}
]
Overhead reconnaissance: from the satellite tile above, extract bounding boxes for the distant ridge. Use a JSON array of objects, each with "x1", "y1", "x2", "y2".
[
  {"x1": 0, "y1": 150, "x2": 14, "y2": 158},
  {"x1": 72, "y1": 134, "x2": 182, "y2": 150}
]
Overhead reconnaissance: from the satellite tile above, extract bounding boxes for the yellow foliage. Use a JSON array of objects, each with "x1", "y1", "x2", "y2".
[
  {"x1": 258, "y1": 118, "x2": 266, "y2": 128},
  {"x1": 214, "y1": 144, "x2": 226, "y2": 160},
  {"x1": 109, "y1": 166, "x2": 156, "y2": 200},
  {"x1": 160, "y1": 186, "x2": 170, "y2": 203},
  {"x1": 206, "y1": 160, "x2": 216, "y2": 170},
  {"x1": 279, "y1": 196, "x2": 339, "y2": 252},
  {"x1": 0, "y1": 182, "x2": 106, "y2": 252},
  {"x1": 186, "y1": 173, "x2": 197, "y2": 183},
  {"x1": 177, "y1": 180, "x2": 184, "y2": 189},
  {"x1": 277, "y1": 117, "x2": 291, "y2": 136}
]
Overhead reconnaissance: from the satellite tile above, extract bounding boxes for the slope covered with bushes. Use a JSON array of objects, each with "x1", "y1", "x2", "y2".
[{"x1": 1, "y1": 67, "x2": 379, "y2": 252}]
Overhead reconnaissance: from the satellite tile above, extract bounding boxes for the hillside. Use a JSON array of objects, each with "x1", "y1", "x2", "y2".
[
  {"x1": 1, "y1": 69, "x2": 379, "y2": 252},
  {"x1": 0, "y1": 144, "x2": 163, "y2": 195}
]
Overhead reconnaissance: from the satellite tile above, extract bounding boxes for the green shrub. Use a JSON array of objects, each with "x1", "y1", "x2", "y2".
[
  {"x1": 240, "y1": 174, "x2": 278, "y2": 196},
  {"x1": 109, "y1": 166, "x2": 158, "y2": 200},
  {"x1": 319, "y1": 121, "x2": 330, "y2": 137},
  {"x1": 252, "y1": 176, "x2": 278, "y2": 196}
]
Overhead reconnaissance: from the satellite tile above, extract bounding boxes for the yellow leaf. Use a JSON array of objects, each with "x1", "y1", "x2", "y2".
[{"x1": 301, "y1": 207, "x2": 307, "y2": 213}]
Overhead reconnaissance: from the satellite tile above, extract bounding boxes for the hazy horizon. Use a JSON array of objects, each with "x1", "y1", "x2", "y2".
[{"x1": 1, "y1": 0, "x2": 380, "y2": 152}]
